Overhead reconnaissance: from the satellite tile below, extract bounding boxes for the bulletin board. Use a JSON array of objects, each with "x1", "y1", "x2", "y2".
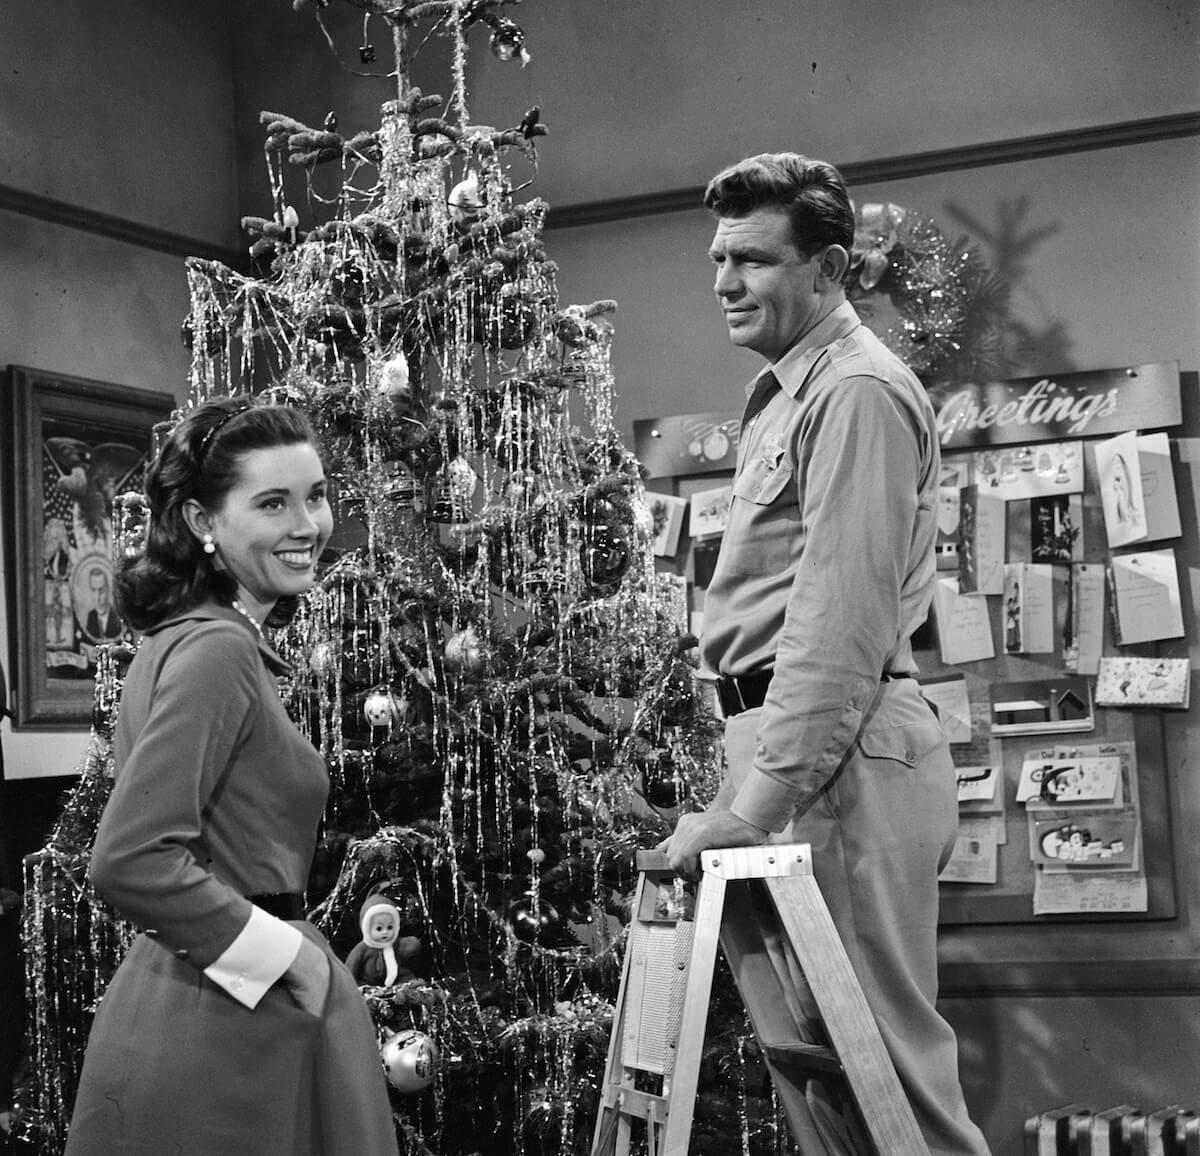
[{"x1": 635, "y1": 360, "x2": 1191, "y2": 928}]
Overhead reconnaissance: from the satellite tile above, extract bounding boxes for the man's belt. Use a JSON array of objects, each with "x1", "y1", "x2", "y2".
[
  {"x1": 248, "y1": 892, "x2": 307, "y2": 921},
  {"x1": 716, "y1": 672, "x2": 774, "y2": 717},
  {"x1": 716, "y1": 670, "x2": 913, "y2": 718}
]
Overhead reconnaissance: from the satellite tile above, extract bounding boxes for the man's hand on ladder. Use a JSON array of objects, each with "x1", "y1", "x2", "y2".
[{"x1": 656, "y1": 809, "x2": 769, "y2": 879}]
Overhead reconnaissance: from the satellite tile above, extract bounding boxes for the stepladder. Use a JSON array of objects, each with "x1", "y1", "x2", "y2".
[{"x1": 590, "y1": 843, "x2": 929, "y2": 1156}]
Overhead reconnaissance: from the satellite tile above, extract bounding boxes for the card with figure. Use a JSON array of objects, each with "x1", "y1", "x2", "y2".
[
  {"x1": 1003, "y1": 563, "x2": 1054, "y2": 654},
  {"x1": 1095, "y1": 430, "x2": 1148, "y2": 548},
  {"x1": 1095, "y1": 656, "x2": 1191, "y2": 707}
]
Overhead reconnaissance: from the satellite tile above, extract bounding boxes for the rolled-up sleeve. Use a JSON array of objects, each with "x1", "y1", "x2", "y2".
[{"x1": 730, "y1": 378, "x2": 923, "y2": 831}]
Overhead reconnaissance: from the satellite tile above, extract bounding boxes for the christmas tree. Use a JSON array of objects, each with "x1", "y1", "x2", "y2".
[{"x1": 19, "y1": 4, "x2": 730, "y2": 1153}]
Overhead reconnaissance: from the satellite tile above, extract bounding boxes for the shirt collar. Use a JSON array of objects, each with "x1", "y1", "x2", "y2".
[
  {"x1": 144, "y1": 601, "x2": 291, "y2": 675},
  {"x1": 744, "y1": 300, "x2": 863, "y2": 400}
]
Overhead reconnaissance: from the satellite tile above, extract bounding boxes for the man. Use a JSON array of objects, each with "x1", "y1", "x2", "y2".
[
  {"x1": 83, "y1": 567, "x2": 122, "y2": 641},
  {"x1": 660, "y1": 153, "x2": 990, "y2": 1155}
]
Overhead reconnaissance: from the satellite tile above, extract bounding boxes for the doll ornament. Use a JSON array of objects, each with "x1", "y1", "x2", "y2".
[{"x1": 345, "y1": 893, "x2": 423, "y2": 987}]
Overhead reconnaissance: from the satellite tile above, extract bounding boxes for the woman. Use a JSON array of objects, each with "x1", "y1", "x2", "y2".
[{"x1": 65, "y1": 398, "x2": 398, "y2": 1156}]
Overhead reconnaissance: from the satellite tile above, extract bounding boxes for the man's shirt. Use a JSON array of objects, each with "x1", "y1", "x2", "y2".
[{"x1": 699, "y1": 300, "x2": 941, "y2": 831}]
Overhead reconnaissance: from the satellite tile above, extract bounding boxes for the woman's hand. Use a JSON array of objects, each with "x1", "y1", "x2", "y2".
[{"x1": 282, "y1": 935, "x2": 330, "y2": 1016}]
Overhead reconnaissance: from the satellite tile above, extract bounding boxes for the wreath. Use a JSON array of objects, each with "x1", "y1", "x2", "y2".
[{"x1": 846, "y1": 202, "x2": 1011, "y2": 387}]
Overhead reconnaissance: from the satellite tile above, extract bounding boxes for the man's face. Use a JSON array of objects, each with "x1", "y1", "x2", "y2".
[
  {"x1": 89, "y1": 571, "x2": 109, "y2": 609},
  {"x1": 709, "y1": 206, "x2": 825, "y2": 362}
]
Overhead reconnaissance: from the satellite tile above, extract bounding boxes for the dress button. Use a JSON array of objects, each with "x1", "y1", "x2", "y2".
[
  {"x1": 232, "y1": 976, "x2": 245, "y2": 991},
  {"x1": 174, "y1": 948, "x2": 190, "y2": 960}
]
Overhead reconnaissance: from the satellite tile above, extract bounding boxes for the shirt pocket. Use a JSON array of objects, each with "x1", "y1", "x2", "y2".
[
  {"x1": 857, "y1": 715, "x2": 945, "y2": 769},
  {"x1": 732, "y1": 452, "x2": 793, "y2": 506}
]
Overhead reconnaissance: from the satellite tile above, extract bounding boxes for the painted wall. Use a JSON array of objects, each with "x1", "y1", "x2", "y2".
[
  {"x1": 0, "y1": 1, "x2": 1198, "y2": 1152},
  {"x1": 0, "y1": 2, "x2": 244, "y2": 785}
]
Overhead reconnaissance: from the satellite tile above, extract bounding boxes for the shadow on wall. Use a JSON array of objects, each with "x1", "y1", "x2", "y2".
[{"x1": 944, "y1": 196, "x2": 1074, "y2": 377}]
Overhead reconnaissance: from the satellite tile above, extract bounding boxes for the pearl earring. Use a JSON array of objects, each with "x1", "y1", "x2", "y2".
[{"x1": 201, "y1": 533, "x2": 216, "y2": 555}]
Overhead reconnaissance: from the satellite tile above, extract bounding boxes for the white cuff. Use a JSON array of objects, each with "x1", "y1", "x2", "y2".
[{"x1": 203, "y1": 906, "x2": 304, "y2": 1009}]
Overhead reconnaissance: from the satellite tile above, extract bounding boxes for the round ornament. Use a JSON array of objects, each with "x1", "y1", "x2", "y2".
[
  {"x1": 641, "y1": 758, "x2": 688, "y2": 810},
  {"x1": 580, "y1": 522, "x2": 631, "y2": 594},
  {"x1": 507, "y1": 896, "x2": 562, "y2": 945},
  {"x1": 489, "y1": 17, "x2": 527, "y2": 62},
  {"x1": 443, "y1": 625, "x2": 484, "y2": 673},
  {"x1": 380, "y1": 1029, "x2": 439, "y2": 1093},
  {"x1": 364, "y1": 686, "x2": 404, "y2": 729},
  {"x1": 448, "y1": 174, "x2": 482, "y2": 226}
]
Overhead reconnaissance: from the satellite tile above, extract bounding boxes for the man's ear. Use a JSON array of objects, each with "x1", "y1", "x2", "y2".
[
  {"x1": 181, "y1": 498, "x2": 213, "y2": 545},
  {"x1": 816, "y1": 244, "x2": 850, "y2": 289}
]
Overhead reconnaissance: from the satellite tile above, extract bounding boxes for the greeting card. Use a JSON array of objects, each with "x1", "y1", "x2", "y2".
[
  {"x1": 971, "y1": 441, "x2": 1084, "y2": 500},
  {"x1": 648, "y1": 493, "x2": 688, "y2": 557},
  {"x1": 1136, "y1": 432, "x2": 1182, "y2": 543},
  {"x1": 1064, "y1": 563, "x2": 1105, "y2": 676},
  {"x1": 991, "y1": 676, "x2": 1093, "y2": 737},
  {"x1": 931, "y1": 578, "x2": 995, "y2": 664},
  {"x1": 1109, "y1": 548, "x2": 1184, "y2": 644},
  {"x1": 689, "y1": 485, "x2": 731, "y2": 539},
  {"x1": 1095, "y1": 430, "x2": 1147, "y2": 548},
  {"x1": 1002, "y1": 563, "x2": 1054, "y2": 654},
  {"x1": 1094, "y1": 656, "x2": 1191, "y2": 708},
  {"x1": 957, "y1": 485, "x2": 1005, "y2": 595}
]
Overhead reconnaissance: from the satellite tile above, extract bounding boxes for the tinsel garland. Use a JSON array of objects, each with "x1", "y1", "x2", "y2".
[{"x1": 848, "y1": 200, "x2": 1011, "y2": 386}]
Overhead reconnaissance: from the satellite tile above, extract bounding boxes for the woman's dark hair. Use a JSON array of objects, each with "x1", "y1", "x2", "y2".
[
  {"x1": 116, "y1": 397, "x2": 321, "y2": 631},
  {"x1": 703, "y1": 152, "x2": 855, "y2": 259}
]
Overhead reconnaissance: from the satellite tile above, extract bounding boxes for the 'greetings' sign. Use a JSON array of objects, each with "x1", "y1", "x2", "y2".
[{"x1": 930, "y1": 362, "x2": 1180, "y2": 451}]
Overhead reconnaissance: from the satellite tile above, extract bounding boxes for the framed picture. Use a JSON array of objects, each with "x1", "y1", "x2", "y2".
[{"x1": 3, "y1": 367, "x2": 175, "y2": 729}]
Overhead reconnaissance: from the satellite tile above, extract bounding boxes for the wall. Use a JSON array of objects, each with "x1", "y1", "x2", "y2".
[
  {"x1": 0, "y1": 1, "x2": 240, "y2": 780},
  {"x1": 0, "y1": 1, "x2": 1198, "y2": 1152}
]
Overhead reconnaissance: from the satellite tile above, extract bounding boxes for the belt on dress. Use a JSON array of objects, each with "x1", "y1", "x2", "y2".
[
  {"x1": 716, "y1": 670, "x2": 913, "y2": 717},
  {"x1": 248, "y1": 891, "x2": 307, "y2": 921}
]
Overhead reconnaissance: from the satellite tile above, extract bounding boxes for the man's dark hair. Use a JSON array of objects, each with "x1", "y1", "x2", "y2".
[{"x1": 703, "y1": 152, "x2": 855, "y2": 258}]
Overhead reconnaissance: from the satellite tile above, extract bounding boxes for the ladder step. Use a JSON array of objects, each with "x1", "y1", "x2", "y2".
[{"x1": 762, "y1": 1041, "x2": 843, "y2": 1074}]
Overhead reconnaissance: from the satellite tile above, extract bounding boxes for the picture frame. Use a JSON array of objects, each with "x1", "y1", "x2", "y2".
[{"x1": 2, "y1": 366, "x2": 176, "y2": 729}]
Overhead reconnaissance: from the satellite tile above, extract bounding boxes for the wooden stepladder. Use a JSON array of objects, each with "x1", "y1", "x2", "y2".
[{"x1": 590, "y1": 843, "x2": 928, "y2": 1156}]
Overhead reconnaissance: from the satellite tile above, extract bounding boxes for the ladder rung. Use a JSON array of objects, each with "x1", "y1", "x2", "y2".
[
  {"x1": 612, "y1": 1086, "x2": 667, "y2": 1123},
  {"x1": 762, "y1": 1041, "x2": 843, "y2": 1074}
]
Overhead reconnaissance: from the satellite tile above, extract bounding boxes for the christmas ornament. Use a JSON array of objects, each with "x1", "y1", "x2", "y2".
[
  {"x1": 443, "y1": 625, "x2": 484, "y2": 673},
  {"x1": 380, "y1": 1028, "x2": 439, "y2": 1093},
  {"x1": 488, "y1": 17, "x2": 527, "y2": 63},
  {"x1": 507, "y1": 895, "x2": 562, "y2": 944},
  {"x1": 641, "y1": 758, "x2": 689, "y2": 810},
  {"x1": 345, "y1": 893, "x2": 422, "y2": 987},
  {"x1": 580, "y1": 522, "x2": 631, "y2": 593},
  {"x1": 363, "y1": 686, "x2": 404, "y2": 729},
  {"x1": 378, "y1": 352, "x2": 411, "y2": 409},
  {"x1": 448, "y1": 174, "x2": 482, "y2": 225}
]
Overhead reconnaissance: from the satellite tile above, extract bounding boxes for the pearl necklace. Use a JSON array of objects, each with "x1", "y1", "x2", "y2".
[{"x1": 231, "y1": 599, "x2": 264, "y2": 638}]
